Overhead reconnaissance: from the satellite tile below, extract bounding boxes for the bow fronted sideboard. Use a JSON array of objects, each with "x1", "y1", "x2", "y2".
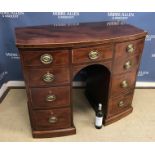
[{"x1": 15, "y1": 22, "x2": 147, "y2": 138}]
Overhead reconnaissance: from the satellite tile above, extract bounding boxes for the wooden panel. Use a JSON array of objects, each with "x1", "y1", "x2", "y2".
[
  {"x1": 30, "y1": 86, "x2": 70, "y2": 109},
  {"x1": 32, "y1": 127, "x2": 76, "y2": 138},
  {"x1": 108, "y1": 92, "x2": 134, "y2": 116},
  {"x1": 110, "y1": 70, "x2": 137, "y2": 97},
  {"x1": 72, "y1": 45, "x2": 113, "y2": 64},
  {"x1": 26, "y1": 67, "x2": 70, "y2": 87},
  {"x1": 21, "y1": 50, "x2": 69, "y2": 66},
  {"x1": 104, "y1": 107, "x2": 133, "y2": 125},
  {"x1": 115, "y1": 38, "x2": 145, "y2": 58},
  {"x1": 113, "y1": 54, "x2": 141, "y2": 74},
  {"x1": 15, "y1": 22, "x2": 146, "y2": 48},
  {"x1": 32, "y1": 108, "x2": 71, "y2": 130}
]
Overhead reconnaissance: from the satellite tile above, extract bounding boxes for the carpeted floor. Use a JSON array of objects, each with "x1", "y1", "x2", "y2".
[{"x1": 0, "y1": 88, "x2": 155, "y2": 142}]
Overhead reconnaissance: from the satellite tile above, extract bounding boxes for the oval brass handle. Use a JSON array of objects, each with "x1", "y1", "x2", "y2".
[
  {"x1": 40, "y1": 54, "x2": 53, "y2": 64},
  {"x1": 46, "y1": 94, "x2": 56, "y2": 102},
  {"x1": 120, "y1": 80, "x2": 128, "y2": 88},
  {"x1": 118, "y1": 101, "x2": 124, "y2": 107},
  {"x1": 48, "y1": 116, "x2": 57, "y2": 123},
  {"x1": 89, "y1": 50, "x2": 99, "y2": 60},
  {"x1": 124, "y1": 61, "x2": 132, "y2": 70},
  {"x1": 42, "y1": 72, "x2": 54, "y2": 83},
  {"x1": 126, "y1": 44, "x2": 134, "y2": 53}
]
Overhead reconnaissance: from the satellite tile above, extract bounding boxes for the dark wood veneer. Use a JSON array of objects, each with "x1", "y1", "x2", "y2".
[
  {"x1": 72, "y1": 45, "x2": 113, "y2": 64},
  {"x1": 26, "y1": 67, "x2": 70, "y2": 87},
  {"x1": 16, "y1": 22, "x2": 146, "y2": 48},
  {"x1": 30, "y1": 86, "x2": 70, "y2": 109},
  {"x1": 115, "y1": 38, "x2": 145, "y2": 58},
  {"x1": 15, "y1": 21, "x2": 147, "y2": 138},
  {"x1": 113, "y1": 54, "x2": 141, "y2": 74},
  {"x1": 110, "y1": 69, "x2": 138, "y2": 97},
  {"x1": 32, "y1": 108, "x2": 71, "y2": 130},
  {"x1": 21, "y1": 50, "x2": 69, "y2": 66},
  {"x1": 108, "y1": 92, "x2": 134, "y2": 116}
]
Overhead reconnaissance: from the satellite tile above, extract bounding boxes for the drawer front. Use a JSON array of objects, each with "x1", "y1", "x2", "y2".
[
  {"x1": 115, "y1": 38, "x2": 145, "y2": 58},
  {"x1": 30, "y1": 86, "x2": 70, "y2": 108},
  {"x1": 113, "y1": 54, "x2": 141, "y2": 74},
  {"x1": 108, "y1": 92, "x2": 133, "y2": 116},
  {"x1": 32, "y1": 108, "x2": 71, "y2": 130},
  {"x1": 26, "y1": 67, "x2": 70, "y2": 87},
  {"x1": 111, "y1": 70, "x2": 137, "y2": 97},
  {"x1": 21, "y1": 50, "x2": 69, "y2": 66},
  {"x1": 72, "y1": 45, "x2": 113, "y2": 64}
]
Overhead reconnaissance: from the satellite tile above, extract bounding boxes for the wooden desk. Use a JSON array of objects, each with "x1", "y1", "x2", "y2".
[{"x1": 15, "y1": 22, "x2": 147, "y2": 138}]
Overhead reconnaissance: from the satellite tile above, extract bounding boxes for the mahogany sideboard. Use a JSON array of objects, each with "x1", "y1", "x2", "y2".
[{"x1": 15, "y1": 22, "x2": 147, "y2": 138}]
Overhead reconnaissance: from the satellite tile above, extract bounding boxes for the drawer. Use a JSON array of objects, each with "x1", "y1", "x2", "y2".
[
  {"x1": 111, "y1": 70, "x2": 137, "y2": 97},
  {"x1": 108, "y1": 92, "x2": 133, "y2": 116},
  {"x1": 113, "y1": 54, "x2": 141, "y2": 74},
  {"x1": 26, "y1": 67, "x2": 70, "y2": 87},
  {"x1": 32, "y1": 108, "x2": 71, "y2": 130},
  {"x1": 21, "y1": 50, "x2": 69, "y2": 66},
  {"x1": 115, "y1": 38, "x2": 145, "y2": 58},
  {"x1": 72, "y1": 45, "x2": 113, "y2": 64},
  {"x1": 30, "y1": 86, "x2": 70, "y2": 109}
]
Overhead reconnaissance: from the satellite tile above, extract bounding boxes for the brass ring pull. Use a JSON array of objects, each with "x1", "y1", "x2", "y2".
[
  {"x1": 89, "y1": 50, "x2": 99, "y2": 60},
  {"x1": 40, "y1": 54, "x2": 53, "y2": 64},
  {"x1": 42, "y1": 72, "x2": 54, "y2": 83},
  {"x1": 124, "y1": 61, "x2": 132, "y2": 70},
  {"x1": 118, "y1": 101, "x2": 124, "y2": 107},
  {"x1": 49, "y1": 116, "x2": 57, "y2": 123},
  {"x1": 120, "y1": 80, "x2": 128, "y2": 88},
  {"x1": 46, "y1": 94, "x2": 56, "y2": 102},
  {"x1": 126, "y1": 44, "x2": 134, "y2": 53}
]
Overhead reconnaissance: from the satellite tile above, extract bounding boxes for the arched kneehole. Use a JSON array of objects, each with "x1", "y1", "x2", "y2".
[{"x1": 73, "y1": 64, "x2": 111, "y2": 122}]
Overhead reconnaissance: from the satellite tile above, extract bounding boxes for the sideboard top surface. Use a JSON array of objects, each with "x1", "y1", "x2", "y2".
[{"x1": 15, "y1": 21, "x2": 147, "y2": 48}]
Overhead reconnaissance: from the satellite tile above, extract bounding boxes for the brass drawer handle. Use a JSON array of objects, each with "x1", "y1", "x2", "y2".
[
  {"x1": 42, "y1": 72, "x2": 54, "y2": 83},
  {"x1": 48, "y1": 116, "x2": 57, "y2": 123},
  {"x1": 40, "y1": 54, "x2": 53, "y2": 64},
  {"x1": 126, "y1": 44, "x2": 134, "y2": 53},
  {"x1": 124, "y1": 61, "x2": 132, "y2": 70},
  {"x1": 89, "y1": 50, "x2": 99, "y2": 60},
  {"x1": 46, "y1": 94, "x2": 56, "y2": 102},
  {"x1": 120, "y1": 80, "x2": 128, "y2": 88},
  {"x1": 118, "y1": 101, "x2": 124, "y2": 107}
]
